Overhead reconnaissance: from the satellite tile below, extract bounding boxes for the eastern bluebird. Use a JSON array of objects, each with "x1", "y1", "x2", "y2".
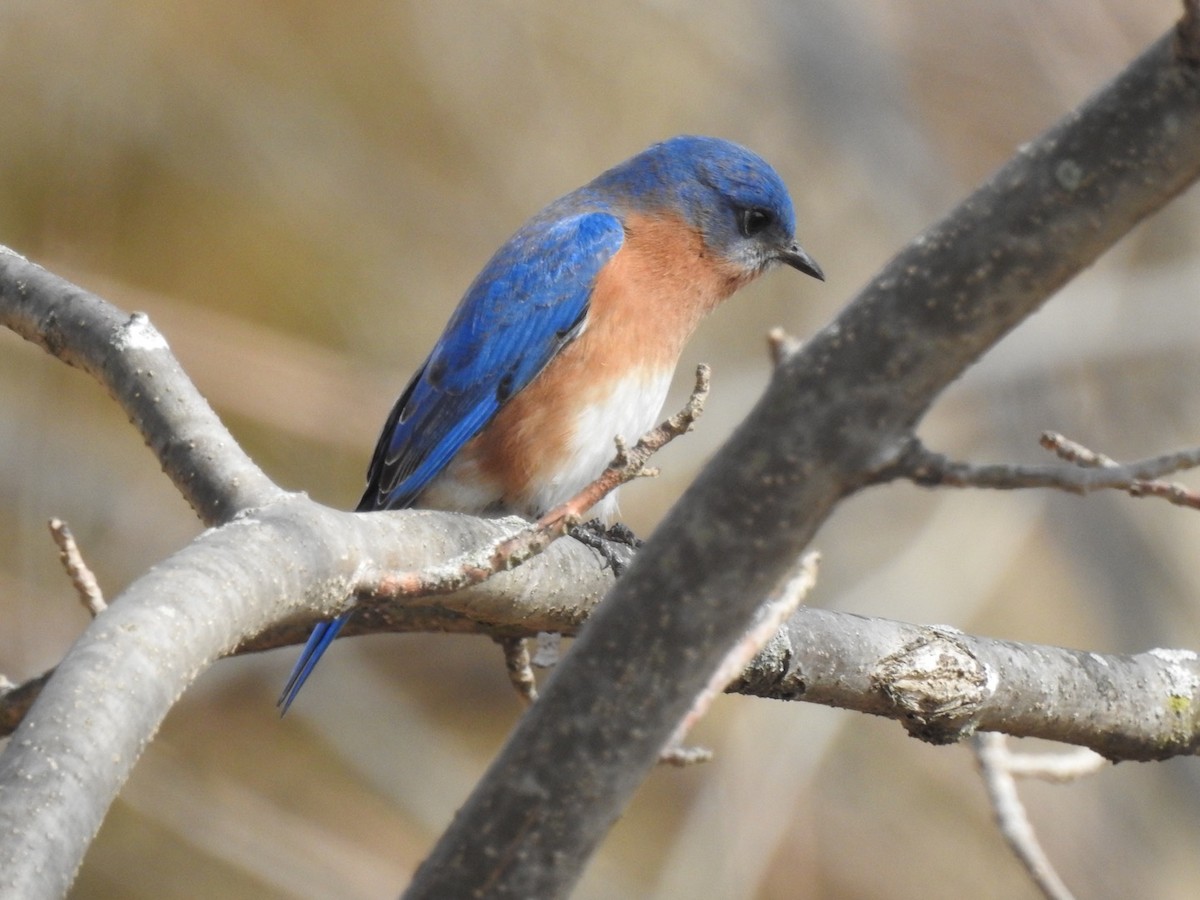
[{"x1": 279, "y1": 135, "x2": 822, "y2": 711}]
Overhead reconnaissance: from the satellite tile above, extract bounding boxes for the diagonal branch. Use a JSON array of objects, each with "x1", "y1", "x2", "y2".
[
  {"x1": 974, "y1": 734, "x2": 1076, "y2": 900},
  {"x1": 403, "y1": 14, "x2": 1200, "y2": 898}
]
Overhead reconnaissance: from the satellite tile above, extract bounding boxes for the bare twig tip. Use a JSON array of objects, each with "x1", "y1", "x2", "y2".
[
  {"x1": 497, "y1": 637, "x2": 539, "y2": 707},
  {"x1": 659, "y1": 744, "x2": 714, "y2": 767},
  {"x1": 48, "y1": 518, "x2": 107, "y2": 616}
]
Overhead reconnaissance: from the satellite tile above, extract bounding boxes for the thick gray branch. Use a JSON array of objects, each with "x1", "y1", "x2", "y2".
[
  {"x1": 0, "y1": 503, "x2": 614, "y2": 898},
  {"x1": 735, "y1": 610, "x2": 1200, "y2": 762},
  {"x1": 8, "y1": 576, "x2": 1199, "y2": 767},
  {"x1": 403, "y1": 20, "x2": 1200, "y2": 899}
]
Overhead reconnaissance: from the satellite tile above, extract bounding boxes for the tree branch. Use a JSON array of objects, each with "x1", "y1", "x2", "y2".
[
  {"x1": 48, "y1": 518, "x2": 107, "y2": 616},
  {"x1": 0, "y1": 499, "x2": 616, "y2": 897},
  {"x1": 7, "y1": 567, "x2": 1200, "y2": 765},
  {"x1": 973, "y1": 734, "x2": 1076, "y2": 900},
  {"x1": 1, "y1": 10, "x2": 1200, "y2": 899},
  {"x1": 402, "y1": 16, "x2": 1200, "y2": 898},
  {"x1": 732, "y1": 610, "x2": 1200, "y2": 762},
  {"x1": 896, "y1": 434, "x2": 1200, "y2": 509}
]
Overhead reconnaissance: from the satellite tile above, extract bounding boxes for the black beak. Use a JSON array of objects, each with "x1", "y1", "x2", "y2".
[{"x1": 778, "y1": 242, "x2": 824, "y2": 281}]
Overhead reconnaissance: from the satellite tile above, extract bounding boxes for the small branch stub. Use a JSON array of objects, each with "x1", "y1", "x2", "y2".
[
  {"x1": 766, "y1": 326, "x2": 802, "y2": 368},
  {"x1": 497, "y1": 637, "x2": 539, "y2": 706},
  {"x1": 48, "y1": 519, "x2": 106, "y2": 616}
]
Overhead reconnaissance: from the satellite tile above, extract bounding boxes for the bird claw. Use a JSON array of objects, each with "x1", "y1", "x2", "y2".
[{"x1": 569, "y1": 519, "x2": 642, "y2": 576}]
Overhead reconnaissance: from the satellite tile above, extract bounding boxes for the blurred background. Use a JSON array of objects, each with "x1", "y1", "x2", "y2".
[{"x1": 2, "y1": 1, "x2": 1198, "y2": 897}]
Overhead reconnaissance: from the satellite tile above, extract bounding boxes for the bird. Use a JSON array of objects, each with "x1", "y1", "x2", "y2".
[{"x1": 278, "y1": 134, "x2": 823, "y2": 712}]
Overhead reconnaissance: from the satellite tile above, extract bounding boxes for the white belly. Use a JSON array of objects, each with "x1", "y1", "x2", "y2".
[
  {"x1": 418, "y1": 368, "x2": 675, "y2": 520},
  {"x1": 526, "y1": 368, "x2": 674, "y2": 521}
]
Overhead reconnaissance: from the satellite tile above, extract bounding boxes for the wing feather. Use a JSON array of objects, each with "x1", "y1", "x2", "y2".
[{"x1": 358, "y1": 211, "x2": 624, "y2": 512}]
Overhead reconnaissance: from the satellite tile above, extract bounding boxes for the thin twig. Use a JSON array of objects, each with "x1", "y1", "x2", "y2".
[
  {"x1": 973, "y1": 733, "x2": 1076, "y2": 900},
  {"x1": 1038, "y1": 432, "x2": 1119, "y2": 468},
  {"x1": 497, "y1": 637, "x2": 538, "y2": 706},
  {"x1": 1000, "y1": 745, "x2": 1108, "y2": 784},
  {"x1": 1124, "y1": 479, "x2": 1200, "y2": 508},
  {"x1": 661, "y1": 551, "x2": 820, "y2": 766},
  {"x1": 657, "y1": 745, "x2": 714, "y2": 767},
  {"x1": 1042, "y1": 432, "x2": 1200, "y2": 508},
  {"x1": 897, "y1": 437, "x2": 1200, "y2": 509},
  {"x1": 48, "y1": 518, "x2": 106, "y2": 615}
]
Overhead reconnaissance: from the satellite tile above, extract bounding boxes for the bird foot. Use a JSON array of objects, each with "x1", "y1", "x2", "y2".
[{"x1": 569, "y1": 519, "x2": 643, "y2": 576}]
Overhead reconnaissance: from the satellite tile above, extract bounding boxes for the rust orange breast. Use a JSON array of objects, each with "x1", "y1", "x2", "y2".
[{"x1": 429, "y1": 212, "x2": 760, "y2": 514}]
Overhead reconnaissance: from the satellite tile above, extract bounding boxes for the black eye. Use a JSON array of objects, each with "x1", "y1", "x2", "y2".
[{"x1": 738, "y1": 207, "x2": 773, "y2": 238}]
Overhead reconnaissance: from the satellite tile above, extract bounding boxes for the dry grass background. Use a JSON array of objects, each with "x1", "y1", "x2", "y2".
[{"x1": 2, "y1": 2, "x2": 1199, "y2": 897}]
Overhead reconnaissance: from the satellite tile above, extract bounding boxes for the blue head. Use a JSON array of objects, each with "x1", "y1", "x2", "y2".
[{"x1": 589, "y1": 135, "x2": 823, "y2": 281}]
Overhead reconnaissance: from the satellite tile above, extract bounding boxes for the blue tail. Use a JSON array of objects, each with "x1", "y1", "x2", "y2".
[{"x1": 277, "y1": 613, "x2": 350, "y2": 714}]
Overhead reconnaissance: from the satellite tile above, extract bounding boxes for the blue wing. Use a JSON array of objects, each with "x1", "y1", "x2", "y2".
[
  {"x1": 358, "y1": 210, "x2": 625, "y2": 512},
  {"x1": 278, "y1": 209, "x2": 624, "y2": 713}
]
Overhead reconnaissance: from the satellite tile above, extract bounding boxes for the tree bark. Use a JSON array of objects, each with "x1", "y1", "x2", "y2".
[{"x1": 403, "y1": 18, "x2": 1200, "y2": 899}]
